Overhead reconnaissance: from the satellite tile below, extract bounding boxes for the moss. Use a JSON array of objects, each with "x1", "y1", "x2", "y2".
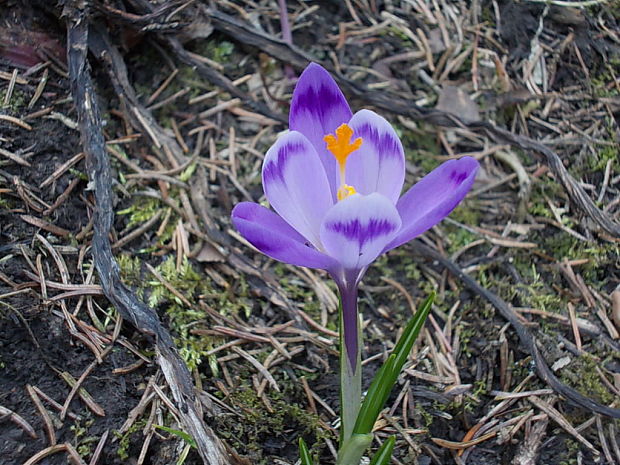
[
  {"x1": 118, "y1": 254, "x2": 143, "y2": 283},
  {"x1": 508, "y1": 257, "x2": 564, "y2": 313},
  {"x1": 528, "y1": 173, "x2": 566, "y2": 219},
  {"x1": 0, "y1": 87, "x2": 28, "y2": 112},
  {"x1": 399, "y1": 127, "x2": 442, "y2": 174},
  {"x1": 117, "y1": 252, "x2": 253, "y2": 371},
  {"x1": 118, "y1": 197, "x2": 163, "y2": 229},
  {"x1": 452, "y1": 378, "x2": 486, "y2": 413},
  {"x1": 153, "y1": 39, "x2": 235, "y2": 104},
  {"x1": 560, "y1": 354, "x2": 616, "y2": 405},
  {"x1": 557, "y1": 439, "x2": 580, "y2": 465},
  {"x1": 117, "y1": 195, "x2": 178, "y2": 248},
  {"x1": 70, "y1": 416, "x2": 97, "y2": 459},
  {"x1": 201, "y1": 39, "x2": 235, "y2": 64},
  {"x1": 528, "y1": 199, "x2": 554, "y2": 219},
  {"x1": 372, "y1": 253, "x2": 396, "y2": 280},
  {"x1": 215, "y1": 383, "x2": 330, "y2": 464},
  {"x1": 69, "y1": 167, "x2": 89, "y2": 182},
  {"x1": 149, "y1": 257, "x2": 216, "y2": 370},
  {"x1": 456, "y1": 324, "x2": 476, "y2": 358},
  {"x1": 415, "y1": 404, "x2": 435, "y2": 428},
  {"x1": 114, "y1": 419, "x2": 147, "y2": 461},
  {"x1": 450, "y1": 201, "x2": 482, "y2": 226},
  {"x1": 588, "y1": 144, "x2": 620, "y2": 174},
  {"x1": 444, "y1": 225, "x2": 477, "y2": 254},
  {"x1": 157, "y1": 257, "x2": 252, "y2": 369},
  {"x1": 0, "y1": 195, "x2": 12, "y2": 210},
  {"x1": 179, "y1": 162, "x2": 198, "y2": 182},
  {"x1": 592, "y1": 56, "x2": 620, "y2": 99},
  {"x1": 539, "y1": 231, "x2": 619, "y2": 283},
  {"x1": 273, "y1": 263, "x2": 328, "y2": 325}
]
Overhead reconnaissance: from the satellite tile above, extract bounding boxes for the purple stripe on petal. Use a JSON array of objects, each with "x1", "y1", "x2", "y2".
[
  {"x1": 290, "y1": 63, "x2": 353, "y2": 200},
  {"x1": 262, "y1": 131, "x2": 333, "y2": 249},
  {"x1": 320, "y1": 193, "x2": 401, "y2": 271},
  {"x1": 386, "y1": 156, "x2": 479, "y2": 251},
  {"x1": 262, "y1": 139, "x2": 307, "y2": 184},
  {"x1": 232, "y1": 202, "x2": 338, "y2": 270},
  {"x1": 346, "y1": 110, "x2": 405, "y2": 204},
  {"x1": 326, "y1": 218, "x2": 398, "y2": 248},
  {"x1": 291, "y1": 82, "x2": 349, "y2": 130},
  {"x1": 355, "y1": 123, "x2": 402, "y2": 159}
]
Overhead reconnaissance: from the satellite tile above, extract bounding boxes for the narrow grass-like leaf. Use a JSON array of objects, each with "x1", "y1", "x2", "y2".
[
  {"x1": 299, "y1": 438, "x2": 313, "y2": 465},
  {"x1": 353, "y1": 292, "x2": 435, "y2": 434},
  {"x1": 154, "y1": 425, "x2": 197, "y2": 448},
  {"x1": 389, "y1": 292, "x2": 435, "y2": 376},
  {"x1": 352, "y1": 354, "x2": 395, "y2": 434},
  {"x1": 369, "y1": 436, "x2": 396, "y2": 465}
]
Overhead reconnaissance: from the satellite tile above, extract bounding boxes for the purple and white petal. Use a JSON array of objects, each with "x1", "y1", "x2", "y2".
[
  {"x1": 386, "y1": 156, "x2": 479, "y2": 251},
  {"x1": 320, "y1": 193, "x2": 401, "y2": 270},
  {"x1": 346, "y1": 110, "x2": 405, "y2": 204},
  {"x1": 232, "y1": 202, "x2": 338, "y2": 270},
  {"x1": 289, "y1": 63, "x2": 352, "y2": 199},
  {"x1": 262, "y1": 131, "x2": 333, "y2": 248}
]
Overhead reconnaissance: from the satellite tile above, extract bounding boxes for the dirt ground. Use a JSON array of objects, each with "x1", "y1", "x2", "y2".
[{"x1": 1, "y1": 1, "x2": 619, "y2": 464}]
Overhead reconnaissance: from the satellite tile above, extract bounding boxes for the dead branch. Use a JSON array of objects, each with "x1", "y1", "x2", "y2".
[
  {"x1": 87, "y1": 23, "x2": 187, "y2": 165},
  {"x1": 64, "y1": 5, "x2": 231, "y2": 464},
  {"x1": 93, "y1": 1, "x2": 182, "y2": 29}
]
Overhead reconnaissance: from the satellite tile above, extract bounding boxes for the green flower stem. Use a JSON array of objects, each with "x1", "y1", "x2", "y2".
[{"x1": 338, "y1": 295, "x2": 361, "y2": 444}]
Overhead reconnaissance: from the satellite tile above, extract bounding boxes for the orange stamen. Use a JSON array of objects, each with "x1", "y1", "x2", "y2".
[
  {"x1": 323, "y1": 123, "x2": 363, "y2": 167},
  {"x1": 324, "y1": 123, "x2": 363, "y2": 201}
]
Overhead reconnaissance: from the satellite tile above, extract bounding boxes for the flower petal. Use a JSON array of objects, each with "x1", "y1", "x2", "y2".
[
  {"x1": 232, "y1": 202, "x2": 338, "y2": 270},
  {"x1": 320, "y1": 193, "x2": 401, "y2": 270},
  {"x1": 346, "y1": 110, "x2": 405, "y2": 204},
  {"x1": 386, "y1": 156, "x2": 479, "y2": 250},
  {"x1": 289, "y1": 63, "x2": 352, "y2": 199},
  {"x1": 262, "y1": 131, "x2": 333, "y2": 248}
]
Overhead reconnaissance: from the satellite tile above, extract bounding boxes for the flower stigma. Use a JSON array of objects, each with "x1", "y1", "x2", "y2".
[{"x1": 323, "y1": 123, "x2": 363, "y2": 201}]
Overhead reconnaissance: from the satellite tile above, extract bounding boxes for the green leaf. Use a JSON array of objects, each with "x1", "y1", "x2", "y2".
[
  {"x1": 299, "y1": 438, "x2": 314, "y2": 465},
  {"x1": 154, "y1": 425, "x2": 197, "y2": 448},
  {"x1": 336, "y1": 433, "x2": 373, "y2": 465},
  {"x1": 353, "y1": 292, "x2": 435, "y2": 435},
  {"x1": 369, "y1": 436, "x2": 396, "y2": 465},
  {"x1": 352, "y1": 354, "x2": 396, "y2": 434},
  {"x1": 390, "y1": 292, "x2": 435, "y2": 375}
]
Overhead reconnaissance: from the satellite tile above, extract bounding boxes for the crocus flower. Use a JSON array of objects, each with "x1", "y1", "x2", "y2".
[{"x1": 232, "y1": 63, "x2": 478, "y2": 371}]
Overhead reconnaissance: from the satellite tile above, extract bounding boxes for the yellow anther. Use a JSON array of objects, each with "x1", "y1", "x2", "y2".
[
  {"x1": 337, "y1": 184, "x2": 357, "y2": 201},
  {"x1": 323, "y1": 123, "x2": 363, "y2": 166}
]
